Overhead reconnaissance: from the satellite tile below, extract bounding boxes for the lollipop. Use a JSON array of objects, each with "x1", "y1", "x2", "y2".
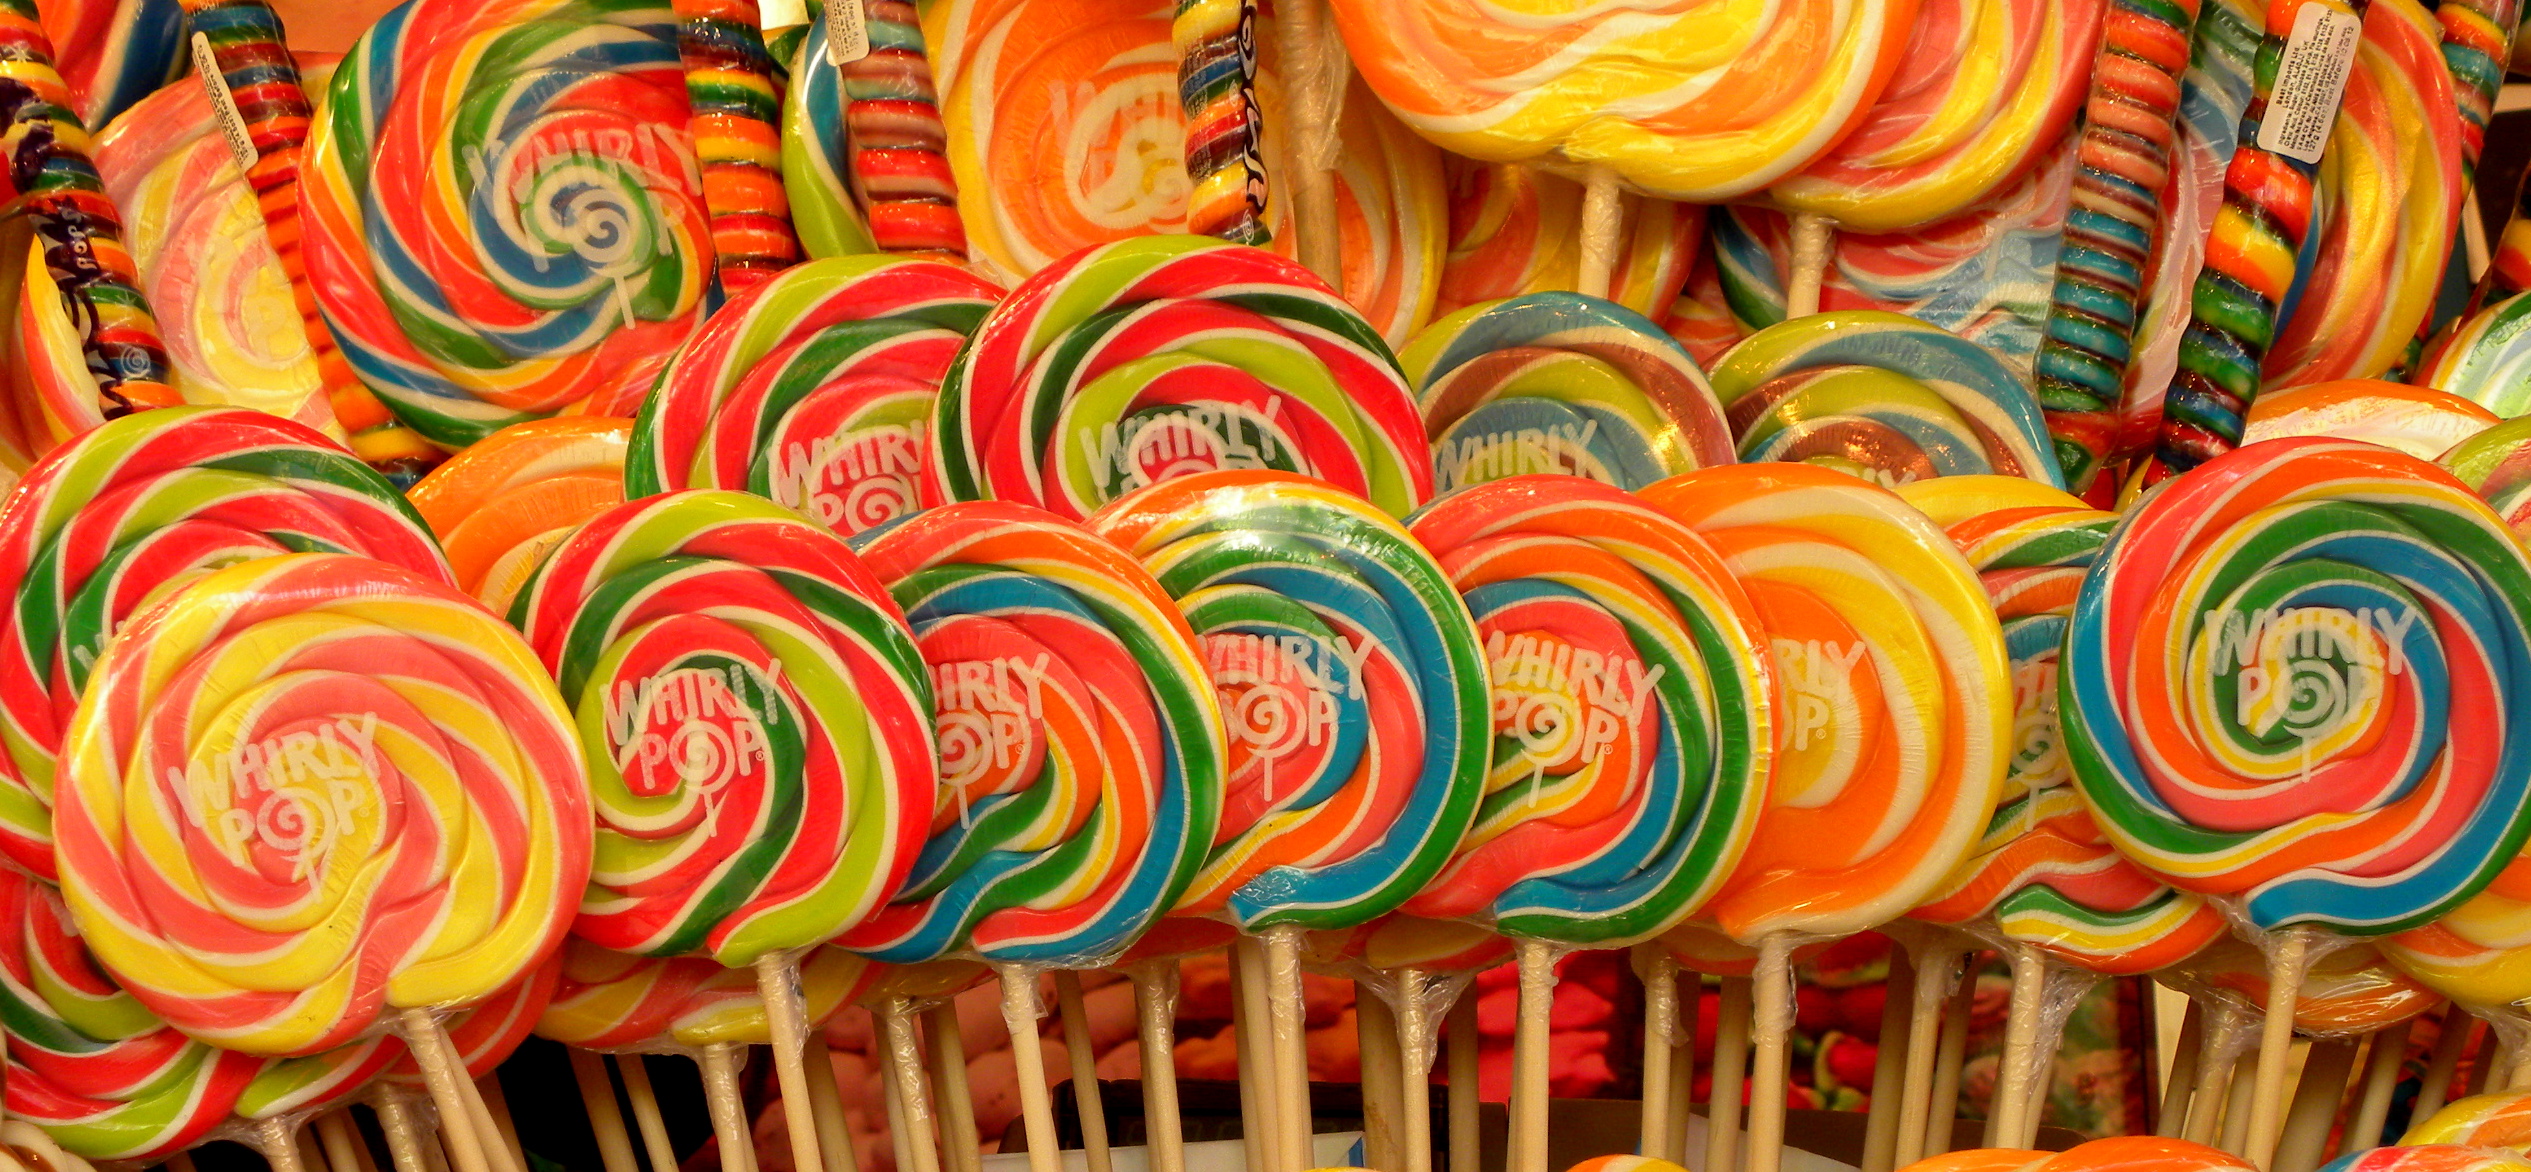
[
  {"x1": 2239, "y1": 381, "x2": 2497, "y2": 460},
  {"x1": 1402, "y1": 295, "x2": 1734, "y2": 495},
  {"x1": 926, "y1": 235, "x2": 1432, "y2": 519},
  {"x1": 405, "y1": 417, "x2": 633, "y2": 611},
  {"x1": 2184, "y1": 940, "x2": 2443, "y2": 1035},
  {"x1": 0, "y1": 406, "x2": 451, "y2": 880},
  {"x1": 1396, "y1": 475, "x2": 1772, "y2": 946},
  {"x1": 2321, "y1": 1149, "x2": 2531, "y2": 1172},
  {"x1": 2421, "y1": 291, "x2": 2531, "y2": 417},
  {"x1": 1709, "y1": 310, "x2": 2063, "y2": 489},
  {"x1": 536, "y1": 939, "x2": 878, "y2": 1050},
  {"x1": 301, "y1": 0, "x2": 715, "y2": 450},
  {"x1": 2405, "y1": 1092, "x2": 2531, "y2": 1147},
  {"x1": 625, "y1": 254, "x2": 1003, "y2": 534},
  {"x1": 1890, "y1": 1154, "x2": 2049, "y2": 1172},
  {"x1": 1326, "y1": 0, "x2": 1919, "y2": 202},
  {"x1": 2437, "y1": 415, "x2": 2531, "y2": 538},
  {"x1": 2029, "y1": 1138, "x2": 2253, "y2": 1172},
  {"x1": 37, "y1": 0, "x2": 181, "y2": 129},
  {"x1": 672, "y1": 0, "x2": 803, "y2": 292},
  {"x1": 780, "y1": 0, "x2": 964, "y2": 259},
  {"x1": 1432, "y1": 160, "x2": 1704, "y2": 324}
]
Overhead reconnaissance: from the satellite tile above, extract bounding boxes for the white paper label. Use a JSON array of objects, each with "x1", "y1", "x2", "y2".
[
  {"x1": 189, "y1": 32, "x2": 259, "y2": 173},
  {"x1": 2254, "y1": 3, "x2": 2363, "y2": 165},
  {"x1": 759, "y1": 0, "x2": 808, "y2": 30},
  {"x1": 823, "y1": 0, "x2": 870, "y2": 65}
]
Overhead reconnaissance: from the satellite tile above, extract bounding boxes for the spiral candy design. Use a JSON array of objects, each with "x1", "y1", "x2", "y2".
[
  {"x1": 408, "y1": 417, "x2": 633, "y2": 611},
  {"x1": 538, "y1": 938, "x2": 878, "y2": 1049},
  {"x1": 838, "y1": 501, "x2": 1224, "y2": 964},
  {"x1": 52, "y1": 554, "x2": 588, "y2": 1056},
  {"x1": 1092, "y1": 471, "x2": 1487, "y2": 932},
  {"x1": 2323, "y1": 1150, "x2": 2531, "y2": 1172},
  {"x1": 0, "y1": 407, "x2": 450, "y2": 881},
  {"x1": 1432, "y1": 160, "x2": 1703, "y2": 327},
  {"x1": 780, "y1": 0, "x2": 964, "y2": 259},
  {"x1": 673, "y1": 0, "x2": 802, "y2": 292},
  {"x1": 1711, "y1": 310, "x2": 2064, "y2": 489},
  {"x1": 1403, "y1": 294, "x2": 1734, "y2": 496},
  {"x1": 2406, "y1": 1093, "x2": 2531, "y2": 1147},
  {"x1": 1640, "y1": 463, "x2": 2011, "y2": 941},
  {"x1": 2063, "y1": 438, "x2": 2531, "y2": 933},
  {"x1": 2422, "y1": 291, "x2": 2531, "y2": 417},
  {"x1": 39, "y1": 0, "x2": 182, "y2": 130},
  {"x1": 302, "y1": 0, "x2": 714, "y2": 450},
  {"x1": 2239, "y1": 380, "x2": 2496, "y2": 461},
  {"x1": 2437, "y1": 414, "x2": 2531, "y2": 538},
  {"x1": 1396, "y1": 476, "x2": 1772, "y2": 946},
  {"x1": 512, "y1": 491, "x2": 934, "y2": 965},
  {"x1": 927, "y1": 236, "x2": 1431, "y2": 519},
  {"x1": 627, "y1": 255, "x2": 1002, "y2": 534}
]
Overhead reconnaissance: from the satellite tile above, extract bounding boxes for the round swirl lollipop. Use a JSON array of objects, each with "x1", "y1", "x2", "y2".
[
  {"x1": 508, "y1": 490, "x2": 936, "y2": 965},
  {"x1": 626, "y1": 255, "x2": 1003, "y2": 534},
  {"x1": 52, "y1": 553, "x2": 589, "y2": 1056},
  {"x1": 301, "y1": 0, "x2": 715, "y2": 450},
  {"x1": 407, "y1": 418, "x2": 633, "y2": 611},
  {"x1": 927, "y1": 236, "x2": 1432, "y2": 519},
  {"x1": 1090, "y1": 471, "x2": 1489, "y2": 931},
  {"x1": 1711, "y1": 311, "x2": 2062, "y2": 489},
  {"x1": 2438, "y1": 416, "x2": 2531, "y2": 539},
  {"x1": 2241, "y1": 382, "x2": 2497, "y2": 462},
  {"x1": 1403, "y1": 295, "x2": 1734, "y2": 495},
  {"x1": 2422, "y1": 291, "x2": 2531, "y2": 417},
  {"x1": 2062, "y1": 437, "x2": 2531, "y2": 935},
  {"x1": 2182, "y1": 939, "x2": 2444, "y2": 1036},
  {"x1": 0, "y1": 406, "x2": 451, "y2": 880},
  {"x1": 1397, "y1": 474, "x2": 1772, "y2": 945},
  {"x1": 2407, "y1": 1093, "x2": 2531, "y2": 1147},
  {"x1": 836, "y1": 500, "x2": 1224, "y2": 964}
]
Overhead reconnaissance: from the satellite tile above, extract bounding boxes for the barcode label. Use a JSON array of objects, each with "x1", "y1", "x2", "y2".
[
  {"x1": 190, "y1": 32, "x2": 258, "y2": 172},
  {"x1": 2255, "y1": 3, "x2": 2363, "y2": 165},
  {"x1": 823, "y1": 0, "x2": 870, "y2": 65}
]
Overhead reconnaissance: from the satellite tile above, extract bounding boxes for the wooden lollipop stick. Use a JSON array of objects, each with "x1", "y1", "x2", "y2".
[
  {"x1": 1892, "y1": 945, "x2": 1963, "y2": 1166},
  {"x1": 318, "y1": 1112, "x2": 377, "y2": 1172},
  {"x1": 1576, "y1": 168, "x2": 1623, "y2": 301},
  {"x1": 997, "y1": 968, "x2": 1066, "y2": 1172},
  {"x1": 2271, "y1": 1038, "x2": 2359, "y2": 1172},
  {"x1": 2414, "y1": 1004, "x2": 2479, "y2": 1122},
  {"x1": 699, "y1": 1043, "x2": 760, "y2": 1172},
  {"x1": 1746, "y1": 938, "x2": 1796, "y2": 1172},
  {"x1": 2184, "y1": 1008, "x2": 2249, "y2": 1146},
  {"x1": 1394, "y1": 969, "x2": 1446, "y2": 1172},
  {"x1": 2343, "y1": 1019, "x2": 2413, "y2": 1156},
  {"x1": 614, "y1": 1055, "x2": 680, "y2": 1172},
  {"x1": 476, "y1": 1073, "x2": 530, "y2": 1172},
  {"x1": 2465, "y1": 1020, "x2": 2502, "y2": 1098},
  {"x1": 756, "y1": 957, "x2": 829, "y2": 1172},
  {"x1": 1052, "y1": 973, "x2": 1116, "y2": 1172},
  {"x1": 374, "y1": 1094, "x2": 437, "y2": 1172},
  {"x1": 878, "y1": 1001, "x2": 943, "y2": 1172},
  {"x1": 567, "y1": 1050, "x2": 643, "y2": 1172},
  {"x1": 1668, "y1": 976, "x2": 1697, "y2": 1166},
  {"x1": 174, "y1": 1152, "x2": 204, "y2": 1172},
  {"x1": 1860, "y1": 949, "x2": 1916, "y2": 1172},
  {"x1": 1985, "y1": 946, "x2": 2049, "y2": 1148},
  {"x1": 805, "y1": 1036, "x2": 862, "y2": 1172},
  {"x1": 1267, "y1": 0, "x2": 1343, "y2": 286},
  {"x1": 1233, "y1": 941, "x2": 1279, "y2": 1172},
  {"x1": 924, "y1": 1002, "x2": 981, "y2": 1172},
  {"x1": 1784, "y1": 214, "x2": 1834, "y2": 318},
  {"x1": 1707, "y1": 978, "x2": 1754, "y2": 1172},
  {"x1": 398, "y1": 1010, "x2": 498, "y2": 1172},
  {"x1": 1446, "y1": 991, "x2": 1481, "y2": 1172},
  {"x1": 1127, "y1": 962, "x2": 1189, "y2": 1172},
  {"x1": 1921, "y1": 968, "x2": 1975, "y2": 1159},
  {"x1": 256, "y1": 1118, "x2": 309, "y2": 1172},
  {"x1": 880, "y1": 1037, "x2": 921, "y2": 1172},
  {"x1": 2157, "y1": 1001, "x2": 2208, "y2": 1138},
  {"x1": 2243, "y1": 932, "x2": 2312, "y2": 1168},
  {"x1": 1636, "y1": 946, "x2": 1680, "y2": 1161},
  {"x1": 1511, "y1": 941, "x2": 1557, "y2": 1172},
  {"x1": 1358, "y1": 980, "x2": 1405, "y2": 1172},
  {"x1": 1265, "y1": 930, "x2": 1317, "y2": 1172},
  {"x1": 2219, "y1": 1060, "x2": 2258, "y2": 1157}
]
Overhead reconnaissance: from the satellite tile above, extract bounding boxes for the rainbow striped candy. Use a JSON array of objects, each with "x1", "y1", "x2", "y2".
[
  {"x1": 2063, "y1": 438, "x2": 2531, "y2": 933},
  {"x1": 41, "y1": 0, "x2": 182, "y2": 130},
  {"x1": 1398, "y1": 475, "x2": 1772, "y2": 946},
  {"x1": 1092, "y1": 471, "x2": 1487, "y2": 932},
  {"x1": 628, "y1": 255, "x2": 1002, "y2": 534},
  {"x1": 1172, "y1": 0, "x2": 1268, "y2": 246},
  {"x1": 0, "y1": 406, "x2": 450, "y2": 881},
  {"x1": 780, "y1": 0, "x2": 964, "y2": 259},
  {"x1": 509, "y1": 491, "x2": 936, "y2": 966},
  {"x1": 674, "y1": 0, "x2": 804, "y2": 293},
  {"x1": 927, "y1": 235, "x2": 1432, "y2": 519},
  {"x1": 1402, "y1": 294, "x2": 1733, "y2": 495},
  {"x1": 839, "y1": 501, "x2": 1222, "y2": 964}
]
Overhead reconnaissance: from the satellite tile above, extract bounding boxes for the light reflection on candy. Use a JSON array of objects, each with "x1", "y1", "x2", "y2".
[
  {"x1": 52, "y1": 553, "x2": 590, "y2": 1056},
  {"x1": 2062, "y1": 438, "x2": 2531, "y2": 934},
  {"x1": 627, "y1": 255, "x2": 1001, "y2": 535},
  {"x1": 407, "y1": 417, "x2": 634, "y2": 612},
  {"x1": 2240, "y1": 381, "x2": 2496, "y2": 461},
  {"x1": 2319, "y1": 1147, "x2": 2531, "y2": 1172},
  {"x1": 2422, "y1": 291, "x2": 2531, "y2": 418},
  {"x1": 1398, "y1": 475, "x2": 1771, "y2": 946},
  {"x1": 509, "y1": 491, "x2": 935, "y2": 966},
  {"x1": 2437, "y1": 415, "x2": 2531, "y2": 538},
  {"x1": 836, "y1": 501, "x2": 1223, "y2": 965}
]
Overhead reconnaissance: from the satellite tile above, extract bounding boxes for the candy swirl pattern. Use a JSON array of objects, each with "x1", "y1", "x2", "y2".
[
  {"x1": 1640, "y1": 463, "x2": 2010, "y2": 941},
  {"x1": 627, "y1": 255, "x2": 1002, "y2": 534},
  {"x1": 2423, "y1": 291, "x2": 2531, "y2": 417},
  {"x1": 2322, "y1": 1150, "x2": 2531, "y2": 1172},
  {"x1": 1397, "y1": 475, "x2": 1773, "y2": 946},
  {"x1": 1430, "y1": 158, "x2": 1704, "y2": 326},
  {"x1": 52, "y1": 553, "x2": 589, "y2": 1056},
  {"x1": 537, "y1": 938, "x2": 878, "y2": 1049},
  {"x1": 510, "y1": 491, "x2": 935, "y2": 966},
  {"x1": 2406, "y1": 1093, "x2": 2531, "y2": 1147},
  {"x1": 301, "y1": 0, "x2": 715, "y2": 450},
  {"x1": 0, "y1": 407, "x2": 450, "y2": 881},
  {"x1": 1326, "y1": 0, "x2": 1920, "y2": 202},
  {"x1": 2437, "y1": 415, "x2": 2531, "y2": 538},
  {"x1": 839, "y1": 501, "x2": 1224, "y2": 964},
  {"x1": 38, "y1": 0, "x2": 182, "y2": 130},
  {"x1": 927, "y1": 236, "x2": 1431, "y2": 519},
  {"x1": 2239, "y1": 381, "x2": 2495, "y2": 461},
  {"x1": 1091, "y1": 471, "x2": 1488, "y2": 932},
  {"x1": 781, "y1": 0, "x2": 966, "y2": 259},
  {"x1": 2062, "y1": 438, "x2": 2531, "y2": 934},
  {"x1": 408, "y1": 417, "x2": 633, "y2": 611},
  {"x1": 1710, "y1": 310, "x2": 2064, "y2": 490},
  {"x1": 1403, "y1": 294, "x2": 1734, "y2": 495}
]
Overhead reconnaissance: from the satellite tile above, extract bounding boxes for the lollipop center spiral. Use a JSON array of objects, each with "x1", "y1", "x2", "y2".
[
  {"x1": 931, "y1": 651, "x2": 1053, "y2": 814},
  {"x1": 1482, "y1": 627, "x2": 1662, "y2": 781},
  {"x1": 1056, "y1": 68, "x2": 1191, "y2": 230},
  {"x1": 768, "y1": 414, "x2": 927, "y2": 533},
  {"x1": 2192, "y1": 602, "x2": 2414, "y2": 775},
  {"x1": 1207, "y1": 629, "x2": 1359, "y2": 800},
  {"x1": 177, "y1": 710, "x2": 385, "y2": 882},
  {"x1": 605, "y1": 663, "x2": 781, "y2": 804}
]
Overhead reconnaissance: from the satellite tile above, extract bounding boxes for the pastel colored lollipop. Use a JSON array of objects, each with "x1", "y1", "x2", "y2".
[
  {"x1": 406, "y1": 417, "x2": 633, "y2": 611},
  {"x1": 1396, "y1": 475, "x2": 1772, "y2": 945},
  {"x1": 2405, "y1": 1092, "x2": 2531, "y2": 1147},
  {"x1": 2320, "y1": 1149, "x2": 2531, "y2": 1172},
  {"x1": 780, "y1": 0, "x2": 964, "y2": 259},
  {"x1": 673, "y1": 0, "x2": 803, "y2": 292},
  {"x1": 37, "y1": 0, "x2": 181, "y2": 129},
  {"x1": 2437, "y1": 416, "x2": 2531, "y2": 537},
  {"x1": 2240, "y1": 381, "x2": 2497, "y2": 460},
  {"x1": 2061, "y1": 438, "x2": 2531, "y2": 934},
  {"x1": 1432, "y1": 159, "x2": 1704, "y2": 325},
  {"x1": 301, "y1": 0, "x2": 715, "y2": 450},
  {"x1": 2421, "y1": 291, "x2": 2531, "y2": 416},
  {"x1": 1327, "y1": 0, "x2": 1920, "y2": 202},
  {"x1": 0, "y1": 406, "x2": 451, "y2": 880},
  {"x1": 508, "y1": 490, "x2": 936, "y2": 965},
  {"x1": 926, "y1": 235, "x2": 1432, "y2": 519},
  {"x1": 836, "y1": 500, "x2": 1223, "y2": 963},
  {"x1": 52, "y1": 552, "x2": 590, "y2": 1056},
  {"x1": 1710, "y1": 310, "x2": 2064, "y2": 489},
  {"x1": 1404, "y1": 295, "x2": 1734, "y2": 495},
  {"x1": 625, "y1": 254, "x2": 1003, "y2": 534}
]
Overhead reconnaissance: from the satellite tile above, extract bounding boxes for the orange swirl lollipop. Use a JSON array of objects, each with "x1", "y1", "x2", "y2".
[
  {"x1": 2182, "y1": 940, "x2": 2446, "y2": 1037},
  {"x1": 405, "y1": 418, "x2": 632, "y2": 611}
]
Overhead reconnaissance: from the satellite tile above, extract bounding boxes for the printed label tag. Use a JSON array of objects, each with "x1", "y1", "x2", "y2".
[
  {"x1": 190, "y1": 32, "x2": 259, "y2": 172},
  {"x1": 759, "y1": 0, "x2": 809, "y2": 29},
  {"x1": 823, "y1": 0, "x2": 871, "y2": 66},
  {"x1": 2255, "y1": 3, "x2": 2363, "y2": 165}
]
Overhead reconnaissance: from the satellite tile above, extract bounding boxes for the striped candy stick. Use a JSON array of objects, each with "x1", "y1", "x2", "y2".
[
  {"x1": 2389, "y1": 0, "x2": 2522, "y2": 372},
  {"x1": 2148, "y1": 0, "x2": 2376, "y2": 476},
  {"x1": 780, "y1": 0, "x2": 966, "y2": 258},
  {"x1": 675, "y1": 0, "x2": 803, "y2": 292},
  {"x1": 0, "y1": 0, "x2": 177, "y2": 423},
  {"x1": 1174, "y1": 0, "x2": 1269, "y2": 247},
  {"x1": 2031, "y1": 0, "x2": 2204, "y2": 493}
]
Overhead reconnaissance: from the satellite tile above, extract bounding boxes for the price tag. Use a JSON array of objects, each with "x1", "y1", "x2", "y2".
[
  {"x1": 2255, "y1": 2, "x2": 2363, "y2": 165},
  {"x1": 190, "y1": 32, "x2": 258, "y2": 172},
  {"x1": 823, "y1": 0, "x2": 870, "y2": 65}
]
